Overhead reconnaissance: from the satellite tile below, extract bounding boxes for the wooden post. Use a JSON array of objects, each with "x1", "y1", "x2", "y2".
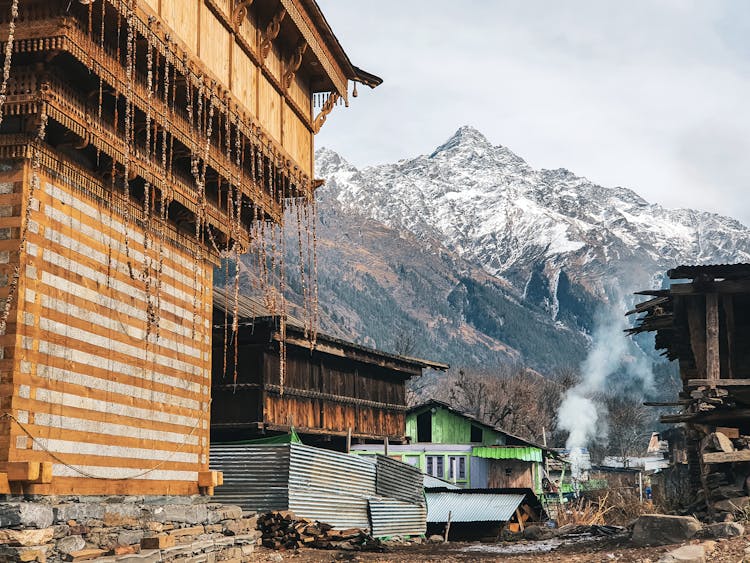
[
  {"x1": 384, "y1": 436, "x2": 389, "y2": 457},
  {"x1": 444, "y1": 510, "x2": 452, "y2": 542},
  {"x1": 346, "y1": 427, "x2": 351, "y2": 454},
  {"x1": 515, "y1": 507, "x2": 525, "y2": 532},
  {"x1": 706, "y1": 293, "x2": 720, "y2": 387}
]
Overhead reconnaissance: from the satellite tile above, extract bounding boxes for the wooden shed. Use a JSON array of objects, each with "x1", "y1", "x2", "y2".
[
  {"x1": 629, "y1": 263, "x2": 750, "y2": 514},
  {"x1": 0, "y1": 0, "x2": 379, "y2": 495},
  {"x1": 211, "y1": 289, "x2": 448, "y2": 447}
]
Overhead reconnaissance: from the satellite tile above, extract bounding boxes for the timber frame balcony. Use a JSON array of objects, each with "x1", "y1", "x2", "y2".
[{"x1": 0, "y1": 1, "x2": 319, "y2": 254}]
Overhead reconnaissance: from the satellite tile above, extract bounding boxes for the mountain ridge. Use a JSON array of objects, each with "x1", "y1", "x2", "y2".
[{"x1": 316, "y1": 126, "x2": 750, "y2": 335}]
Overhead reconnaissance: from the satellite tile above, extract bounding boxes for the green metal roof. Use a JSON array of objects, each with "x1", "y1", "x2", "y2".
[{"x1": 471, "y1": 446, "x2": 543, "y2": 463}]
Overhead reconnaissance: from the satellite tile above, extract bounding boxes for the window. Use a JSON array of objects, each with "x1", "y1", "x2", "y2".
[
  {"x1": 448, "y1": 456, "x2": 467, "y2": 480},
  {"x1": 470, "y1": 424, "x2": 483, "y2": 443},
  {"x1": 426, "y1": 455, "x2": 444, "y2": 478},
  {"x1": 404, "y1": 456, "x2": 419, "y2": 467}
]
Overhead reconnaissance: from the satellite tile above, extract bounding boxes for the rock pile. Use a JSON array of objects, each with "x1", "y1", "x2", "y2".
[
  {"x1": 257, "y1": 511, "x2": 384, "y2": 552},
  {"x1": 0, "y1": 497, "x2": 261, "y2": 562}
]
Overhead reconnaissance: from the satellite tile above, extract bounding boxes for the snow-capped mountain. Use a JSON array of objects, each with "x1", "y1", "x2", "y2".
[{"x1": 316, "y1": 126, "x2": 750, "y2": 331}]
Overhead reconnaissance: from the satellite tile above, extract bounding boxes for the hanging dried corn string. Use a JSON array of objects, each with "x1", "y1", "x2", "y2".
[
  {"x1": 0, "y1": 0, "x2": 20, "y2": 126},
  {"x1": 302, "y1": 188, "x2": 313, "y2": 342},
  {"x1": 0, "y1": 108, "x2": 47, "y2": 335},
  {"x1": 221, "y1": 106, "x2": 233, "y2": 380},
  {"x1": 122, "y1": 1, "x2": 136, "y2": 280},
  {"x1": 277, "y1": 160, "x2": 288, "y2": 398},
  {"x1": 310, "y1": 181, "x2": 319, "y2": 345},
  {"x1": 231, "y1": 111, "x2": 243, "y2": 384},
  {"x1": 295, "y1": 184, "x2": 308, "y2": 339},
  {"x1": 155, "y1": 40, "x2": 174, "y2": 340},
  {"x1": 96, "y1": 0, "x2": 106, "y2": 167},
  {"x1": 142, "y1": 17, "x2": 156, "y2": 340}
]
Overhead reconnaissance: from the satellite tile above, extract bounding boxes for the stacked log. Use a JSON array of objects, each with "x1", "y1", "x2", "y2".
[
  {"x1": 258, "y1": 511, "x2": 384, "y2": 551},
  {"x1": 693, "y1": 429, "x2": 750, "y2": 520}
]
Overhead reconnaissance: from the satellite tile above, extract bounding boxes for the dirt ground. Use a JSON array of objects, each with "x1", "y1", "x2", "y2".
[{"x1": 251, "y1": 535, "x2": 750, "y2": 562}]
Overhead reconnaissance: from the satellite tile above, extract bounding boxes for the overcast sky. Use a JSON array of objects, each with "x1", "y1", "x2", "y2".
[{"x1": 316, "y1": 0, "x2": 750, "y2": 226}]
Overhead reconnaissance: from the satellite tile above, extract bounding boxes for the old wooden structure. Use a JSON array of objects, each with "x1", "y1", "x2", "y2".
[
  {"x1": 630, "y1": 263, "x2": 750, "y2": 515},
  {"x1": 212, "y1": 289, "x2": 446, "y2": 447},
  {"x1": 0, "y1": 0, "x2": 378, "y2": 495},
  {"x1": 352, "y1": 400, "x2": 549, "y2": 492}
]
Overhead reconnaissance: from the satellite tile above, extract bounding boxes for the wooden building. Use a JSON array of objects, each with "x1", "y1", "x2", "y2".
[
  {"x1": 630, "y1": 263, "x2": 750, "y2": 514},
  {"x1": 212, "y1": 289, "x2": 447, "y2": 446},
  {"x1": 352, "y1": 400, "x2": 549, "y2": 493},
  {"x1": 0, "y1": 0, "x2": 378, "y2": 495}
]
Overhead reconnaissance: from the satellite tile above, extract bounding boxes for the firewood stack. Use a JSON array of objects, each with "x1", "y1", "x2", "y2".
[
  {"x1": 693, "y1": 429, "x2": 750, "y2": 520},
  {"x1": 258, "y1": 511, "x2": 384, "y2": 551}
]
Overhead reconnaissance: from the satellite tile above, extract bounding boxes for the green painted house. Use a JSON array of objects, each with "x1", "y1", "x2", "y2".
[{"x1": 352, "y1": 400, "x2": 547, "y2": 492}]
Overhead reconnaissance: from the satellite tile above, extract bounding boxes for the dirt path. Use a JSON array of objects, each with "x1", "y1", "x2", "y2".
[{"x1": 251, "y1": 535, "x2": 750, "y2": 562}]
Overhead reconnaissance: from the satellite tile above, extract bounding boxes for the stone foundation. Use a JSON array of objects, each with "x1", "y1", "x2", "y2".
[{"x1": 0, "y1": 497, "x2": 260, "y2": 562}]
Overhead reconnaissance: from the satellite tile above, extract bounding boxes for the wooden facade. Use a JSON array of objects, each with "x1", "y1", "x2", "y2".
[
  {"x1": 0, "y1": 0, "x2": 379, "y2": 495},
  {"x1": 212, "y1": 290, "x2": 446, "y2": 445},
  {"x1": 630, "y1": 263, "x2": 750, "y2": 514}
]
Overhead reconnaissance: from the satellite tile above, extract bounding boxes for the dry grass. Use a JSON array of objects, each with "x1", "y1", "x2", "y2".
[{"x1": 556, "y1": 493, "x2": 613, "y2": 526}]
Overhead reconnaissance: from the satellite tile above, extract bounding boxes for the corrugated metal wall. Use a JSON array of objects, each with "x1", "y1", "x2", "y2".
[
  {"x1": 288, "y1": 444, "x2": 376, "y2": 529},
  {"x1": 369, "y1": 498, "x2": 427, "y2": 537},
  {"x1": 376, "y1": 455, "x2": 425, "y2": 506},
  {"x1": 210, "y1": 442, "x2": 427, "y2": 536},
  {"x1": 210, "y1": 444, "x2": 291, "y2": 511}
]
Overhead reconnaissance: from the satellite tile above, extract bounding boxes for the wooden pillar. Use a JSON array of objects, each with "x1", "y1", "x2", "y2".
[
  {"x1": 706, "y1": 293, "x2": 720, "y2": 386},
  {"x1": 723, "y1": 296, "x2": 735, "y2": 380}
]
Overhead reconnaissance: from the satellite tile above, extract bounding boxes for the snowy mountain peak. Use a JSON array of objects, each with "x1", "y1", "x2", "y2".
[
  {"x1": 317, "y1": 127, "x2": 750, "y2": 320},
  {"x1": 430, "y1": 125, "x2": 491, "y2": 155}
]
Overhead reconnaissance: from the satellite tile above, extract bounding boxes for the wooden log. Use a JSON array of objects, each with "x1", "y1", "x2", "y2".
[
  {"x1": 709, "y1": 432, "x2": 735, "y2": 453},
  {"x1": 703, "y1": 450, "x2": 750, "y2": 464},
  {"x1": 6, "y1": 462, "x2": 40, "y2": 482},
  {"x1": 688, "y1": 379, "x2": 750, "y2": 388},
  {"x1": 716, "y1": 427, "x2": 740, "y2": 439},
  {"x1": 706, "y1": 293, "x2": 720, "y2": 385},
  {"x1": 198, "y1": 470, "x2": 223, "y2": 487}
]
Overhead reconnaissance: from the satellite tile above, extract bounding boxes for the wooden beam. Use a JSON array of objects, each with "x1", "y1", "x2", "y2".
[
  {"x1": 688, "y1": 379, "x2": 750, "y2": 388},
  {"x1": 7, "y1": 462, "x2": 40, "y2": 482},
  {"x1": 703, "y1": 450, "x2": 750, "y2": 464},
  {"x1": 671, "y1": 280, "x2": 750, "y2": 295},
  {"x1": 706, "y1": 293, "x2": 720, "y2": 386}
]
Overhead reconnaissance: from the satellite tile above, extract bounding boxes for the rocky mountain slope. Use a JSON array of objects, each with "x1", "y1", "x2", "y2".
[{"x1": 316, "y1": 126, "x2": 750, "y2": 335}]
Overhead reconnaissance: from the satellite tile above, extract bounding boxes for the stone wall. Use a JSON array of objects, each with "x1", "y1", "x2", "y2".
[{"x1": 0, "y1": 497, "x2": 259, "y2": 562}]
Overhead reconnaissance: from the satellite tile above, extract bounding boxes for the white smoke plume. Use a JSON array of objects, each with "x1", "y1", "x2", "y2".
[{"x1": 557, "y1": 293, "x2": 654, "y2": 477}]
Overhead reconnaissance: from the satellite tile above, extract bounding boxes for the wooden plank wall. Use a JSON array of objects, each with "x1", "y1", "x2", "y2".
[
  {"x1": 145, "y1": 0, "x2": 315, "y2": 178},
  {"x1": 262, "y1": 352, "x2": 406, "y2": 438},
  {"x1": 2, "y1": 161, "x2": 213, "y2": 495}
]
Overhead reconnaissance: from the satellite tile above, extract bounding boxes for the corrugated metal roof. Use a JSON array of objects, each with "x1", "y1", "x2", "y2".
[
  {"x1": 213, "y1": 286, "x2": 448, "y2": 371},
  {"x1": 472, "y1": 446, "x2": 543, "y2": 463},
  {"x1": 368, "y1": 498, "x2": 427, "y2": 537},
  {"x1": 426, "y1": 492, "x2": 526, "y2": 523},
  {"x1": 423, "y1": 474, "x2": 460, "y2": 490},
  {"x1": 375, "y1": 456, "x2": 425, "y2": 506}
]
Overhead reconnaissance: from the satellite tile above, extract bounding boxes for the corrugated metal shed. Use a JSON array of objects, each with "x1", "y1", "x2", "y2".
[
  {"x1": 376, "y1": 456, "x2": 425, "y2": 506},
  {"x1": 211, "y1": 442, "x2": 427, "y2": 534},
  {"x1": 368, "y1": 498, "x2": 427, "y2": 537},
  {"x1": 426, "y1": 492, "x2": 526, "y2": 523},
  {"x1": 210, "y1": 444, "x2": 290, "y2": 512},
  {"x1": 472, "y1": 446, "x2": 543, "y2": 463}
]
